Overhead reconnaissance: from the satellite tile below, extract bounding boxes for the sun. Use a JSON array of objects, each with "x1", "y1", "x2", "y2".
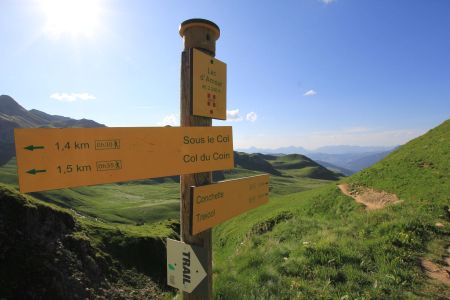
[{"x1": 39, "y1": 0, "x2": 102, "y2": 39}]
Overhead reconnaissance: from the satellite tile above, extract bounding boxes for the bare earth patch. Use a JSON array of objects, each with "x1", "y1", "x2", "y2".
[
  {"x1": 338, "y1": 184, "x2": 450, "y2": 287},
  {"x1": 420, "y1": 248, "x2": 450, "y2": 287},
  {"x1": 338, "y1": 183, "x2": 401, "y2": 210}
]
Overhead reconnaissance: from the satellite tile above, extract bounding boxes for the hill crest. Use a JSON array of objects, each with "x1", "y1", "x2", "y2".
[{"x1": 0, "y1": 95, "x2": 105, "y2": 165}]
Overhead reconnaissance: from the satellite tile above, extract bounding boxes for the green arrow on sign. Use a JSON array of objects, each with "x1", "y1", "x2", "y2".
[
  {"x1": 24, "y1": 145, "x2": 45, "y2": 151},
  {"x1": 168, "y1": 264, "x2": 176, "y2": 271},
  {"x1": 26, "y1": 169, "x2": 47, "y2": 175}
]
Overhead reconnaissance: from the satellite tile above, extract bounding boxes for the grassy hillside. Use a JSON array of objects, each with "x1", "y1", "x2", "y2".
[
  {"x1": 213, "y1": 119, "x2": 450, "y2": 299},
  {"x1": 0, "y1": 184, "x2": 173, "y2": 299},
  {"x1": 348, "y1": 120, "x2": 449, "y2": 201},
  {"x1": 0, "y1": 148, "x2": 342, "y2": 299},
  {"x1": 0, "y1": 148, "x2": 342, "y2": 298},
  {"x1": 269, "y1": 154, "x2": 342, "y2": 180},
  {"x1": 0, "y1": 151, "x2": 340, "y2": 226}
]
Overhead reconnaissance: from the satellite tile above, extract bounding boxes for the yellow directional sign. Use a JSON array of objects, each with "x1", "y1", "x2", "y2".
[
  {"x1": 191, "y1": 174, "x2": 269, "y2": 235},
  {"x1": 191, "y1": 48, "x2": 227, "y2": 120},
  {"x1": 14, "y1": 127, "x2": 234, "y2": 193}
]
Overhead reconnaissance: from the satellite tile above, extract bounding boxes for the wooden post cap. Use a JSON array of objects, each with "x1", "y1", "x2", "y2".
[
  {"x1": 179, "y1": 18, "x2": 220, "y2": 54},
  {"x1": 179, "y1": 18, "x2": 220, "y2": 39}
]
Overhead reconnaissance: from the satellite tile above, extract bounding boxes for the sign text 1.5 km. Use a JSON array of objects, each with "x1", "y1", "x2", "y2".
[{"x1": 15, "y1": 126, "x2": 234, "y2": 193}]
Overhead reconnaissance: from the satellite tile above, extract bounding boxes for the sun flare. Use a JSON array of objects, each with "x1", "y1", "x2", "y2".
[{"x1": 40, "y1": 0, "x2": 102, "y2": 39}]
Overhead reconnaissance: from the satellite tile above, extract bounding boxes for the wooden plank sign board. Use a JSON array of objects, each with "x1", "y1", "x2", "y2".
[
  {"x1": 191, "y1": 174, "x2": 269, "y2": 235},
  {"x1": 14, "y1": 126, "x2": 234, "y2": 193},
  {"x1": 166, "y1": 238, "x2": 207, "y2": 293},
  {"x1": 191, "y1": 48, "x2": 227, "y2": 120}
]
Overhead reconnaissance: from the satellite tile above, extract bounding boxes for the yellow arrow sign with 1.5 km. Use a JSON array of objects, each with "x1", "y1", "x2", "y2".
[
  {"x1": 191, "y1": 174, "x2": 269, "y2": 235},
  {"x1": 14, "y1": 126, "x2": 234, "y2": 193}
]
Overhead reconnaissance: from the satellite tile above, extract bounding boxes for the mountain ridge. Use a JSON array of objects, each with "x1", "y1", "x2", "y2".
[
  {"x1": 237, "y1": 145, "x2": 398, "y2": 174},
  {"x1": 0, "y1": 95, "x2": 105, "y2": 165}
]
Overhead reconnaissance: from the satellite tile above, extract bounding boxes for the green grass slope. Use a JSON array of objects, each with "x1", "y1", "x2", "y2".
[
  {"x1": 348, "y1": 119, "x2": 449, "y2": 202},
  {"x1": 270, "y1": 154, "x2": 343, "y2": 180},
  {"x1": 0, "y1": 150, "x2": 340, "y2": 226},
  {"x1": 0, "y1": 184, "x2": 173, "y2": 299},
  {"x1": 213, "y1": 119, "x2": 450, "y2": 299}
]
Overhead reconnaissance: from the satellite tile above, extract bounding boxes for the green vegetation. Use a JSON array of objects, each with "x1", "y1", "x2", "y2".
[
  {"x1": 213, "y1": 120, "x2": 450, "y2": 299},
  {"x1": 0, "y1": 149, "x2": 340, "y2": 298},
  {"x1": 0, "y1": 184, "x2": 170, "y2": 299},
  {"x1": 0, "y1": 157, "x2": 18, "y2": 185},
  {"x1": 348, "y1": 120, "x2": 450, "y2": 201},
  {"x1": 0, "y1": 152, "x2": 339, "y2": 226},
  {"x1": 1, "y1": 120, "x2": 448, "y2": 299}
]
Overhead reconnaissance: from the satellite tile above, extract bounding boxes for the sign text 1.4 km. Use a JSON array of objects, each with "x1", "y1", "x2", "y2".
[{"x1": 14, "y1": 126, "x2": 234, "y2": 193}]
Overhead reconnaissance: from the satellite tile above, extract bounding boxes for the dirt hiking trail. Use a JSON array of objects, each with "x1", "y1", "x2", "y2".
[{"x1": 338, "y1": 183, "x2": 401, "y2": 210}]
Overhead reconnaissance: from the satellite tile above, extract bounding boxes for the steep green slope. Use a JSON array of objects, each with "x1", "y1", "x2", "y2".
[
  {"x1": 348, "y1": 119, "x2": 449, "y2": 201},
  {"x1": 0, "y1": 184, "x2": 172, "y2": 299},
  {"x1": 213, "y1": 119, "x2": 450, "y2": 299}
]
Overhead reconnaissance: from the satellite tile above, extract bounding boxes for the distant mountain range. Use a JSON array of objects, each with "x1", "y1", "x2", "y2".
[
  {"x1": 239, "y1": 145, "x2": 394, "y2": 155},
  {"x1": 238, "y1": 145, "x2": 397, "y2": 174},
  {"x1": 0, "y1": 95, "x2": 104, "y2": 165},
  {"x1": 0, "y1": 95, "x2": 394, "y2": 175},
  {"x1": 307, "y1": 150, "x2": 396, "y2": 173}
]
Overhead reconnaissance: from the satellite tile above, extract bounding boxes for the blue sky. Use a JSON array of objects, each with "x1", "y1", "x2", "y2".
[{"x1": 1, "y1": 0, "x2": 449, "y2": 149}]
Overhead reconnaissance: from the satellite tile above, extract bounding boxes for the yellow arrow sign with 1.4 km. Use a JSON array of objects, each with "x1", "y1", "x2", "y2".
[{"x1": 14, "y1": 126, "x2": 234, "y2": 193}]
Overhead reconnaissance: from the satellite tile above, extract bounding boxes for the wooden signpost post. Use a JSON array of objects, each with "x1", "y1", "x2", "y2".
[
  {"x1": 178, "y1": 19, "x2": 221, "y2": 299},
  {"x1": 177, "y1": 18, "x2": 270, "y2": 299},
  {"x1": 14, "y1": 18, "x2": 270, "y2": 300}
]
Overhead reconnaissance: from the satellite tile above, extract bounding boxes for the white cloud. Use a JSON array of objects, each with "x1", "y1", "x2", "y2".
[
  {"x1": 50, "y1": 92, "x2": 96, "y2": 102},
  {"x1": 227, "y1": 109, "x2": 243, "y2": 121},
  {"x1": 303, "y1": 90, "x2": 317, "y2": 97},
  {"x1": 320, "y1": 0, "x2": 336, "y2": 4},
  {"x1": 246, "y1": 112, "x2": 258, "y2": 122},
  {"x1": 158, "y1": 114, "x2": 178, "y2": 126}
]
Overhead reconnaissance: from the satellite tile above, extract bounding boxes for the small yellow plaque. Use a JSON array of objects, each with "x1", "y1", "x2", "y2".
[{"x1": 191, "y1": 48, "x2": 227, "y2": 120}]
